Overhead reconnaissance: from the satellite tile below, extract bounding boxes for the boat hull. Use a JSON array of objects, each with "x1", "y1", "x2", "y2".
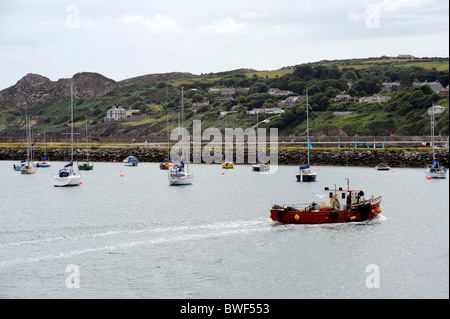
[
  {"x1": 20, "y1": 167, "x2": 36, "y2": 174},
  {"x1": 124, "y1": 162, "x2": 138, "y2": 166},
  {"x1": 425, "y1": 169, "x2": 447, "y2": 179},
  {"x1": 52, "y1": 173, "x2": 81, "y2": 187},
  {"x1": 169, "y1": 176, "x2": 193, "y2": 185},
  {"x1": 160, "y1": 163, "x2": 171, "y2": 170},
  {"x1": 296, "y1": 173, "x2": 317, "y2": 182},
  {"x1": 252, "y1": 165, "x2": 269, "y2": 172},
  {"x1": 270, "y1": 198, "x2": 382, "y2": 224},
  {"x1": 79, "y1": 165, "x2": 94, "y2": 171}
]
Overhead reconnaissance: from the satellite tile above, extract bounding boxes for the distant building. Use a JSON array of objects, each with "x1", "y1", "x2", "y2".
[
  {"x1": 412, "y1": 80, "x2": 444, "y2": 94},
  {"x1": 427, "y1": 105, "x2": 446, "y2": 115},
  {"x1": 208, "y1": 87, "x2": 249, "y2": 95},
  {"x1": 359, "y1": 94, "x2": 391, "y2": 103},
  {"x1": 381, "y1": 81, "x2": 401, "y2": 93},
  {"x1": 126, "y1": 109, "x2": 140, "y2": 117},
  {"x1": 334, "y1": 94, "x2": 352, "y2": 103},
  {"x1": 268, "y1": 88, "x2": 293, "y2": 96},
  {"x1": 398, "y1": 54, "x2": 415, "y2": 59},
  {"x1": 438, "y1": 88, "x2": 449, "y2": 96},
  {"x1": 278, "y1": 96, "x2": 306, "y2": 106},
  {"x1": 104, "y1": 106, "x2": 126, "y2": 122},
  {"x1": 247, "y1": 108, "x2": 284, "y2": 115}
]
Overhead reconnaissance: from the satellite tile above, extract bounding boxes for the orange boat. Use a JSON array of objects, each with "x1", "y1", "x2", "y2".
[{"x1": 270, "y1": 182, "x2": 382, "y2": 224}]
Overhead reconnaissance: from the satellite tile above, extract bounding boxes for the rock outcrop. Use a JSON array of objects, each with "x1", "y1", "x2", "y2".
[{"x1": 0, "y1": 72, "x2": 119, "y2": 110}]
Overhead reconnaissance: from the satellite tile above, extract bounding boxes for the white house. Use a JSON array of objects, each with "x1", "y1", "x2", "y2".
[
  {"x1": 247, "y1": 108, "x2": 285, "y2": 115},
  {"x1": 105, "y1": 106, "x2": 127, "y2": 122}
]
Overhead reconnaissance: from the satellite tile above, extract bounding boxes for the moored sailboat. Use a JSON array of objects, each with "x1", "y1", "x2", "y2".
[
  {"x1": 296, "y1": 90, "x2": 316, "y2": 182},
  {"x1": 169, "y1": 87, "x2": 193, "y2": 185},
  {"x1": 425, "y1": 104, "x2": 447, "y2": 179},
  {"x1": 52, "y1": 83, "x2": 81, "y2": 187},
  {"x1": 20, "y1": 116, "x2": 37, "y2": 175}
]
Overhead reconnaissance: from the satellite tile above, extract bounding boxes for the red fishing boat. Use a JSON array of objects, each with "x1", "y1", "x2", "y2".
[{"x1": 270, "y1": 181, "x2": 382, "y2": 224}]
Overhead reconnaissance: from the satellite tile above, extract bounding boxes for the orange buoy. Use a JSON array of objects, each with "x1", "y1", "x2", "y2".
[
  {"x1": 120, "y1": 174, "x2": 124, "y2": 177},
  {"x1": 427, "y1": 176, "x2": 431, "y2": 180},
  {"x1": 79, "y1": 180, "x2": 83, "y2": 185},
  {"x1": 376, "y1": 207, "x2": 382, "y2": 214}
]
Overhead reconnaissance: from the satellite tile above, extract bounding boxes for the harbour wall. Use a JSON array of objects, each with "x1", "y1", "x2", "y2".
[{"x1": 1, "y1": 146, "x2": 448, "y2": 168}]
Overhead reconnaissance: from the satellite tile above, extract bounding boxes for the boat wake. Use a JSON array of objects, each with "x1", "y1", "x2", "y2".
[{"x1": 0, "y1": 218, "x2": 271, "y2": 267}]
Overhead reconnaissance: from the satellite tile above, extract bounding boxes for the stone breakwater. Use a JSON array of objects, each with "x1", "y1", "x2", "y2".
[{"x1": 1, "y1": 146, "x2": 449, "y2": 168}]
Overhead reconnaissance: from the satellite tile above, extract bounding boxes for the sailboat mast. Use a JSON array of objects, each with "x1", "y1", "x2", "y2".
[
  {"x1": 85, "y1": 116, "x2": 89, "y2": 158},
  {"x1": 181, "y1": 87, "x2": 189, "y2": 170},
  {"x1": 70, "y1": 82, "x2": 74, "y2": 163},
  {"x1": 25, "y1": 116, "x2": 30, "y2": 161},
  {"x1": 306, "y1": 89, "x2": 310, "y2": 165},
  {"x1": 431, "y1": 104, "x2": 435, "y2": 160}
]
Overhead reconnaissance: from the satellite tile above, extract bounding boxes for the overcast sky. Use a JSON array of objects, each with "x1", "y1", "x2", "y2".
[{"x1": 1, "y1": 0, "x2": 448, "y2": 90}]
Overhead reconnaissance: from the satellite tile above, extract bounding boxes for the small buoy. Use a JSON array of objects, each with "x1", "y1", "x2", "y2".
[
  {"x1": 79, "y1": 180, "x2": 83, "y2": 185},
  {"x1": 427, "y1": 176, "x2": 431, "y2": 180},
  {"x1": 222, "y1": 172, "x2": 225, "y2": 175},
  {"x1": 119, "y1": 169, "x2": 122, "y2": 172},
  {"x1": 317, "y1": 168, "x2": 320, "y2": 170},
  {"x1": 392, "y1": 170, "x2": 395, "y2": 172},
  {"x1": 294, "y1": 214, "x2": 299, "y2": 221},
  {"x1": 376, "y1": 207, "x2": 382, "y2": 214},
  {"x1": 120, "y1": 174, "x2": 124, "y2": 177}
]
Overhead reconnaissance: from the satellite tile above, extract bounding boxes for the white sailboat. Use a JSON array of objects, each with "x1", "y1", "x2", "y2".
[
  {"x1": 21, "y1": 116, "x2": 37, "y2": 175},
  {"x1": 296, "y1": 90, "x2": 317, "y2": 182},
  {"x1": 169, "y1": 87, "x2": 193, "y2": 185},
  {"x1": 52, "y1": 83, "x2": 81, "y2": 186},
  {"x1": 425, "y1": 104, "x2": 447, "y2": 179}
]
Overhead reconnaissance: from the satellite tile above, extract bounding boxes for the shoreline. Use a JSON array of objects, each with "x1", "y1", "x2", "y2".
[{"x1": 1, "y1": 145, "x2": 448, "y2": 168}]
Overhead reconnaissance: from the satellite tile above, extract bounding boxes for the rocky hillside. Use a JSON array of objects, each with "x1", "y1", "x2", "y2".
[{"x1": 0, "y1": 72, "x2": 119, "y2": 111}]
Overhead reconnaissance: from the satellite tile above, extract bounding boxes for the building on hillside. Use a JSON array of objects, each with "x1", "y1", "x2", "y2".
[
  {"x1": 412, "y1": 80, "x2": 444, "y2": 94},
  {"x1": 126, "y1": 109, "x2": 140, "y2": 117},
  {"x1": 247, "y1": 108, "x2": 285, "y2": 115},
  {"x1": 104, "y1": 106, "x2": 127, "y2": 122},
  {"x1": 359, "y1": 94, "x2": 391, "y2": 103},
  {"x1": 268, "y1": 88, "x2": 293, "y2": 96},
  {"x1": 427, "y1": 105, "x2": 446, "y2": 115},
  {"x1": 438, "y1": 87, "x2": 449, "y2": 96},
  {"x1": 381, "y1": 81, "x2": 401, "y2": 93},
  {"x1": 334, "y1": 94, "x2": 352, "y2": 103},
  {"x1": 278, "y1": 95, "x2": 306, "y2": 106}
]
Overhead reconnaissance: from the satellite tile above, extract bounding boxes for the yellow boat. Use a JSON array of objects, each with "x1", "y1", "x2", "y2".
[{"x1": 222, "y1": 161, "x2": 234, "y2": 169}]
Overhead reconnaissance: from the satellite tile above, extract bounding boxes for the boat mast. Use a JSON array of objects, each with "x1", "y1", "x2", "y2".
[
  {"x1": 306, "y1": 89, "x2": 310, "y2": 165},
  {"x1": 25, "y1": 116, "x2": 30, "y2": 161},
  {"x1": 85, "y1": 116, "x2": 89, "y2": 159},
  {"x1": 70, "y1": 82, "x2": 74, "y2": 164},
  {"x1": 181, "y1": 87, "x2": 189, "y2": 171},
  {"x1": 431, "y1": 103, "x2": 435, "y2": 161}
]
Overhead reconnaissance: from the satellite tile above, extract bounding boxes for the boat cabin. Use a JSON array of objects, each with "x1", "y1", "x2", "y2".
[{"x1": 324, "y1": 186, "x2": 365, "y2": 210}]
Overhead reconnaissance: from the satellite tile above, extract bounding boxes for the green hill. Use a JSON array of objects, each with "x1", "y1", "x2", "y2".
[{"x1": 0, "y1": 57, "x2": 448, "y2": 139}]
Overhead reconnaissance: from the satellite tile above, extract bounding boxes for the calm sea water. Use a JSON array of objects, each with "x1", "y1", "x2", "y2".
[{"x1": 0, "y1": 160, "x2": 448, "y2": 299}]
